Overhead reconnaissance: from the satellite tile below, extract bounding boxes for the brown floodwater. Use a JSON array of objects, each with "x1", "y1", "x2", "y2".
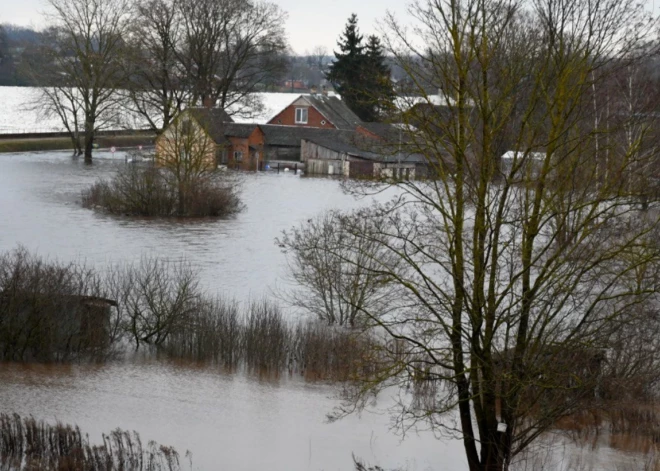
[
  {"x1": 0, "y1": 358, "x2": 467, "y2": 470},
  {"x1": 0, "y1": 151, "x2": 465, "y2": 470},
  {"x1": 0, "y1": 151, "x2": 649, "y2": 470}
]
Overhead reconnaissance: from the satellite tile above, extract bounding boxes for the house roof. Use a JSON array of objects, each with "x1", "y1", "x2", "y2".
[
  {"x1": 305, "y1": 95, "x2": 363, "y2": 130},
  {"x1": 224, "y1": 123, "x2": 260, "y2": 139},
  {"x1": 268, "y1": 94, "x2": 363, "y2": 130},
  {"x1": 259, "y1": 125, "x2": 351, "y2": 147},
  {"x1": 303, "y1": 127, "x2": 428, "y2": 164},
  {"x1": 302, "y1": 133, "x2": 384, "y2": 161},
  {"x1": 186, "y1": 107, "x2": 233, "y2": 144}
]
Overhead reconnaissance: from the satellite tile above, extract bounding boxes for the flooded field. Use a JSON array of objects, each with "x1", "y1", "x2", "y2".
[
  {"x1": 0, "y1": 150, "x2": 459, "y2": 470},
  {"x1": 0, "y1": 151, "x2": 652, "y2": 470}
]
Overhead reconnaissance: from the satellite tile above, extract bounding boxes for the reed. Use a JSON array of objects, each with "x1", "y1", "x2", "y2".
[
  {"x1": 161, "y1": 298, "x2": 377, "y2": 381},
  {"x1": 0, "y1": 413, "x2": 189, "y2": 471}
]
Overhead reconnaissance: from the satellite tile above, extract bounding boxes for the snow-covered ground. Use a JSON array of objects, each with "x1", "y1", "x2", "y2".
[{"x1": 0, "y1": 86, "x2": 305, "y2": 133}]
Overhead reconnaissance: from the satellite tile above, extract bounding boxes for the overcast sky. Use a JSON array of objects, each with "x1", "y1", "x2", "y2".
[{"x1": 0, "y1": 0, "x2": 411, "y2": 54}]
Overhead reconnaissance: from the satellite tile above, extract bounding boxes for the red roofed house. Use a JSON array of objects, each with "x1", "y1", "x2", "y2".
[{"x1": 267, "y1": 95, "x2": 363, "y2": 131}]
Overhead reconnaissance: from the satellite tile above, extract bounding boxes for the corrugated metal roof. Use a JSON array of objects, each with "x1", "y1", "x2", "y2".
[{"x1": 259, "y1": 125, "x2": 351, "y2": 147}]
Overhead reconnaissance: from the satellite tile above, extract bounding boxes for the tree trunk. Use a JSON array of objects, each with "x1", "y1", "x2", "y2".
[{"x1": 84, "y1": 128, "x2": 94, "y2": 164}]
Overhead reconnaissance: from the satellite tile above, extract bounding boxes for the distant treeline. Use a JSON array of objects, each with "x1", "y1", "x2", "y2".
[{"x1": 0, "y1": 22, "x2": 412, "y2": 89}]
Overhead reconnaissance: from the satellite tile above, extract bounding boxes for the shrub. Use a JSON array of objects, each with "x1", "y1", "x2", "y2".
[
  {"x1": 82, "y1": 165, "x2": 242, "y2": 217},
  {"x1": 0, "y1": 247, "x2": 120, "y2": 362},
  {"x1": 0, "y1": 247, "x2": 380, "y2": 382}
]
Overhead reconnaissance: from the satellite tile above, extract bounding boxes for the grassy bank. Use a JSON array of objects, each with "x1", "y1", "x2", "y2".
[{"x1": 0, "y1": 134, "x2": 155, "y2": 153}]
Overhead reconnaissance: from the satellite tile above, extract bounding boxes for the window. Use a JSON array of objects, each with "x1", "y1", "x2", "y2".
[
  {"x1": 180, "y1": 118, "x2": 192, "y2": 135},
  {"x1": 320, "y1": 120, "x2": 326, "y2": 125},
  {"x1": 295, "y1": 107, "x2": 308, "y2": 124},
  {"x1": 233, "y1": 151, "x2": 243, "y2": 162}
]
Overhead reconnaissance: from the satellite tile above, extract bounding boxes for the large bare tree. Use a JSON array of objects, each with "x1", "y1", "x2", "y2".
[
  {"x1": 40, "y1": 0, "x2": 132, "y2": 163},
  {"x1": 123, "y1": 0, "x2": 187, "y2": 132},
  {"x1": 284, "y1": 1, "x2": 660, "y2": 470},
  {"x1": 177, "y1": 0, "x2": 288, "y2": 116}
]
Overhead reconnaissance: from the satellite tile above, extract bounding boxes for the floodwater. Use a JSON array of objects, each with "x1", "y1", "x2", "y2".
[
  {"x1": 0, "y1": 359, "x2": 466, "y2": 471},
  {"x1": 0, "y1": 150, "x2": 465, "y2": 470},
  {"x1": 0, "y1": 151, "x2": 650, "y2": 470},
  {"x1": 0, "y1": 150, "x2": 371, "y2": 299}
]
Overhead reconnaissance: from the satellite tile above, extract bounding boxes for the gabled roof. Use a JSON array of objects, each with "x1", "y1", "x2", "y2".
[
  {"x1": 306, "y1": 95, "x2": 363, "y2": 130},
  {"x1": 268, "y1": 94, "x2": 363, "y2": 130},
  {"x1": 186, "y1": 107, "x2": 234, "y2": 144}
]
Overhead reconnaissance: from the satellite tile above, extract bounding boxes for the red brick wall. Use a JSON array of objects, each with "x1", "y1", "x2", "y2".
[
  {"x1": 268, "y1": 105, "x2": 336, "y2": 129},
  {"x1": 226, "y1": 128, "x2": 265, "y2": 170}
]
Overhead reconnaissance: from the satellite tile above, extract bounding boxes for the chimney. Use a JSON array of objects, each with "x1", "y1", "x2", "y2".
[
  {"x1": 321, "y1": 86, "x2": 328, "y2": 96},
  {"x1": 202, "y1": 96, "x2": 216, "y2": 108},
  {"x1": 310, "y1": 85, "x2": 318, "y2": 95}
]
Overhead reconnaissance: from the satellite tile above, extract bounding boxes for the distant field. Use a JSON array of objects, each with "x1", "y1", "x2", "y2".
[{"x1": 0, "y1": 86, "x2": 302, "y2": 134}]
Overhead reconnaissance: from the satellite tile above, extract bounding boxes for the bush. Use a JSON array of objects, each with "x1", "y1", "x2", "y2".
[
  {"x1": 162, "y1": 297, "x2": 378, "y2": 381},
  {"x1": 82, "y1": 165, "x2": 242, "y2": 217},
  {"x1": 0, "y1": 247, "x2": 380, "y2": 381},
  {"x1": 0, "y1": 248, "x2": 121, "y2": 362}
]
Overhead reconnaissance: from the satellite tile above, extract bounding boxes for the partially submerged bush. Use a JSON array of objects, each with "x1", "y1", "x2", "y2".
[
  {"x1": 162, "y1": 297, "x2": 376, "y2": 381},
  {"x1": 82, "y1": 165, "x2": 242, "y2": 217},
  {"x1": 278, "y1": 210, "x2": 398, "y2": 327},
  {"x1": 0, "y1": 248, "x2": 121, "y2": 362},
  {"x1": 0, "y1": 413, "x2": 190, "y2": 471},
  {"x1": 0, "y1": 247, "x2": 381, "y2": 381}
]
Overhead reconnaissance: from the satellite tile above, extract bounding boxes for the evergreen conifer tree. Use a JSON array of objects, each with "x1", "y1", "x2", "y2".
[
  {"x1": 364, "y1": 35, "x2": 395, "y2": 119},
  {"x1": 326, "y1": 14, "x2": 366, "y2": 118},
  {"x1": 326, "y1": 15, "x2": 394, "y2": 122}
]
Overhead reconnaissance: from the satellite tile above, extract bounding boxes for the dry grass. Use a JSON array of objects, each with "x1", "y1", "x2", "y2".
[
  {"x1": 0, "y1": 413, "x2": 189, "y2": 471},
  {"x1": 162, "y1": 298, "x2": 378, "y2": 381}
]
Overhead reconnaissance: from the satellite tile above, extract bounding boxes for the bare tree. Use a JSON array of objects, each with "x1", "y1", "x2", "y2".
[
  {"x1": 155, "y1": 110, "x2": 224, "y2": 214},
  {"x1": 177, "y1": 0, "x2": 288, "y2": 116},
  {"x1": 123, "y1": 0, "x2": 188, "y2": 131},
  {"x1": 114, "y1": 257, "x2": 200, "y2": 349},
  {"x1": 278, "y1": 211, "x2": 398, "y2": 327},
  {"x1": 287, "y1": 1, "x2": 660, "y2": 470},
  {"x1": 39, "y1": 0, "x2": 132, "y2": 163},
  {"x1": 310, "y1": 45, "x2": 328, "y2": 70}
]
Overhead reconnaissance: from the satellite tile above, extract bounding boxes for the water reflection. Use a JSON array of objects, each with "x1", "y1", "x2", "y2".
[
  {"x1": 0, "y1": 151, "x2": 460, "y2": 470},
  {"x1": 0, "y1": 151, "x2": 643, "y2": 470},
  {"x1": 0, "y1": 359, "x2": 463, "y2": 470}
]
